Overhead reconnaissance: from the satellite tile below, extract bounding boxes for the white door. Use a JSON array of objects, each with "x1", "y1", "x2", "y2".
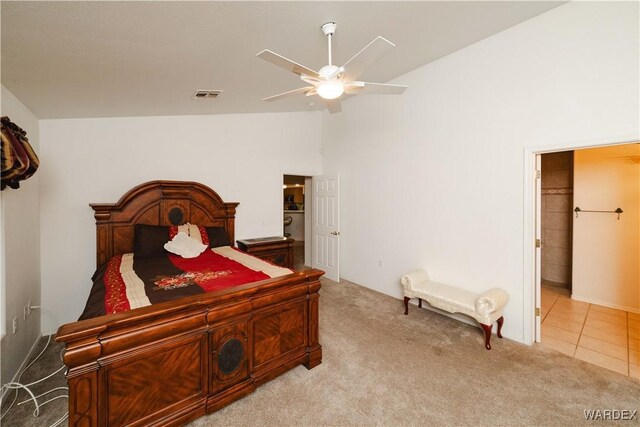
[
  {"x1": 535, "y1": 154, "x2": 542, "y2": 342},
  {"x1": 312, "y1": 174, "x2": 340, "y2": 281}
]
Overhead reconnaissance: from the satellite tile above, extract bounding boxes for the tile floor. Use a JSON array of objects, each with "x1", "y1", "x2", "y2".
[{"x1": 540, "y1": 284, "x2": 640, "y2": 379}]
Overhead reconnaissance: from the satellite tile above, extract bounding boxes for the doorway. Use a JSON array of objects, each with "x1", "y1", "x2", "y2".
[
  {"x1": 283, "y1": 175, "x2": 312, "y2": 270},
  {"x1": 534, "y1": 143, "x2": 640, "y2": 378},
  {"x1": 539, "y1": 151, "x2": 574, "y2": 295}
]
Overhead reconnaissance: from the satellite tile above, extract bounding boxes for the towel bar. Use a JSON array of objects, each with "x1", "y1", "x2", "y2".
[{"x1": 574, "y1": 206, "x2": 623, "y2": 219}]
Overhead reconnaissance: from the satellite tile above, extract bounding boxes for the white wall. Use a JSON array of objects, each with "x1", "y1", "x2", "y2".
[
  {"x1": 39, "y1": 112, "x2": 322, "y2": 330},
  {"x1": 572, "y1": 144, "x2": 639, "y2": 312},
  {"x1": 321, "y1": 2, "x2": 639, "y2": 343},
  {"x1": 1, "y1": 86, "x2": 42, "y2": 385}
]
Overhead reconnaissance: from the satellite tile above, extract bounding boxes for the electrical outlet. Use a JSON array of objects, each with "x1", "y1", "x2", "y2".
[
  {"x1": 27, "y1": 300, "x2": 32, "y2": 316},
  {"x1": 12, "y1": 317, "x2": 17, "y2": 334}
]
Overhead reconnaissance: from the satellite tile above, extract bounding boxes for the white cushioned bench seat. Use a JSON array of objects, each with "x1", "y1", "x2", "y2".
[{"x1": 400, "y1": 269, "x2": 509, "y2": 350}]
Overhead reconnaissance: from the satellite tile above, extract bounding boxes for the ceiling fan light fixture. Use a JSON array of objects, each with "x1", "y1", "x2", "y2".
[{"x1": 317, "y1": 79, "x2": 344, "y2": 100}]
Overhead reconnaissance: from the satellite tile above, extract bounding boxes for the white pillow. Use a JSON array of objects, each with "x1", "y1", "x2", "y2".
[{"x1": 164, "y1": 232, "x2": 208, "y2": 258}]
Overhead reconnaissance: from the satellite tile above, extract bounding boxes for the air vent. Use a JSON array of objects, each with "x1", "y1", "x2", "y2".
[{"x1": 193, "y1": 90, "x2": 223, "y2": 99}]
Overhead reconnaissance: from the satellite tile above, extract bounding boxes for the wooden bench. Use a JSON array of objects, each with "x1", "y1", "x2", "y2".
[{"x1": 401, "y1": 270, "x2": 509, "y2": 350}]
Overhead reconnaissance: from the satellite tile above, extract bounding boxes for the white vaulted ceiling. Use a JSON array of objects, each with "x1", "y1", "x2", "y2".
[{"x1": 1, "y1": 1, "x2": 565, "y2": 119}]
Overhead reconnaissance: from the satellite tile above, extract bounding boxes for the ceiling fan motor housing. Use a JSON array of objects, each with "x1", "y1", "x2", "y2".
[
  {"x1": 321, "y1": 22, "x2": 337, "y2": 36},
  {"x1": 319, "y1": 65, "x2": 341, "y2": 79}
]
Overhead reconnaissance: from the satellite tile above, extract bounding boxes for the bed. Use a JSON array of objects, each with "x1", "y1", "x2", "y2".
[{"x1": 55, "y1": 180, "x2": 323, "y2": 426}]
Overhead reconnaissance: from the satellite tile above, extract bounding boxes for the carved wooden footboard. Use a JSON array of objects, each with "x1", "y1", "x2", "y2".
[
  {"x1": 55, "y1": 181, "x2": 323, "y2": 426},
  {"x1": 57, "y1": 270, "x2": 322, "y2": 426}
]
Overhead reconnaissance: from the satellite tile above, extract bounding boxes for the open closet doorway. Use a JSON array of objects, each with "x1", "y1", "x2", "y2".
[
  {"x1": 283, "y1": 175, "x2": 312, "y2": 270},
  {"x1": 539, "y1": 151, "x2": 574, "y2": 296},
  {"x1": 535, "y1": 143, "x2": 640, "y2": 378}
]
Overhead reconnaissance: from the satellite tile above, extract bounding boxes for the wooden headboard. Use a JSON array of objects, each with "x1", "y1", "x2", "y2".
[{"x1": 90, "y1": 180, "x2": 239, "y2": 267}]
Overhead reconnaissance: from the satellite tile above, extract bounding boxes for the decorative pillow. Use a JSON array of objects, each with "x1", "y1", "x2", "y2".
[
  {"x1": 164, "y1": 232, "x2": 208, "y2": 258},
  {"x1": 173, "y1": 224, "x2": 210, "y2": 245},
  {"x1": 134, "y1": 224, "x2": 229, "y2": 255},
  {"x1": 206, "y1": 227, "x2": 231, "y2": 248},
  {"x1": 134, "y1": 224, "x2": 170, "y2": 257}
]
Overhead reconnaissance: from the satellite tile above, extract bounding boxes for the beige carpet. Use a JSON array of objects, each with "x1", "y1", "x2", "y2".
[
  {"x1": 0, "y1": 335, "x2": 68, "y2": 427},
  {"x1": 3, "y1": 278, "x2": 639, "y2": 426},
  {"x1": 192, "y1": 278, "x2": 640, "y2": 426}
]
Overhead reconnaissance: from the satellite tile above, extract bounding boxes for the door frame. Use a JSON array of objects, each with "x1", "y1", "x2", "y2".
[
  {"x1": 534, "y1": 153, "x2": 542, "y2": 343},
  {"x1": 304, "y1": 177, "x2": 313, "y2": 267},
  {"x1": 523, "y1": 136, "x2": 637, "y2": 345}
]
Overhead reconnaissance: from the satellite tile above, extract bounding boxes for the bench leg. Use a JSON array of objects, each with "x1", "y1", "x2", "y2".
[
  {"x1": 497, "y1": 316, "x2": 504, "y2": 339},
  {"x1": 404, "y1": 297, "x2": 410, "y2": 315},
  {"x1": 418, "y1": 298, "x2": 422, "y2": 308},
  {"x1": 481, "y1": 324, "x2": 492, "y2": 350}
]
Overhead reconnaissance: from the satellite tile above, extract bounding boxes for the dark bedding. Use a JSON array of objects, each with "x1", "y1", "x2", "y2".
[{"x1": 79, "y1": 247, "x2": 292, "y2": 320}]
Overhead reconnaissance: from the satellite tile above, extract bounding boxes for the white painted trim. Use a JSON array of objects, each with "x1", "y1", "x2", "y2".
[
  {"x1": 522, "y1": 149, "x2": 537, "y2": 345},
  {"x1": 522, "y1": 135, "x2": 639, "y2": 347},
  {"x1": 304, "y1": 177, "x2": 312, "y2": 268},
  {"x1": 524, "y1": 134, "x2": 639, "y2": 155},
  {"x1": 0, "y1": 333, "x2": 42, "y2": 399},
  {"x1": 571, "y1": 294, "x2": 640, "y2": 315},
  {"x1": 534, "y1": 153, "x2": 542, "y2": 343}
]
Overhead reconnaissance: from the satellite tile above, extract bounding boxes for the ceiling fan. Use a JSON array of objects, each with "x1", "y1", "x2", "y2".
[{"x1": 256, "y1": 22, "x2": 407, "y2": 114}]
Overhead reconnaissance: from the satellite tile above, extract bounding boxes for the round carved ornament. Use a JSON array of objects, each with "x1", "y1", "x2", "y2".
[
  {"x1": 168, "y1": 207, "x2": 184, "y2": 225},
  {"x1": 218, "y1": 338, "x2": 244, "y2": 375}
]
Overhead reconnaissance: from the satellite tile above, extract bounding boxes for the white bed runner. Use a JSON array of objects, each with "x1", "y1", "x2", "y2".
[{"x1": 212, "y1": 246, "x2": 293, "y2": 278}]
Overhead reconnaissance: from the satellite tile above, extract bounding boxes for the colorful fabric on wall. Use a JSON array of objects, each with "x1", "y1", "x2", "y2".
[{"x1": 1, "y1": 116, "x2": 39, "y2": 190}]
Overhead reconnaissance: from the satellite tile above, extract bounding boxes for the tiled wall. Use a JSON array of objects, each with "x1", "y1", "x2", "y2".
[{"x1": 541, "y1": 152, "x2": 574, "y2": 288}]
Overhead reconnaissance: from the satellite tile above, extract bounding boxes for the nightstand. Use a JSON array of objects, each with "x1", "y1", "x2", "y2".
[{"x1": 236, "y1": 236, "x2": 295, "y2": 269}]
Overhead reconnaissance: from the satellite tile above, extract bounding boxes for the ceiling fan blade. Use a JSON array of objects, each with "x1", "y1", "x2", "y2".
[
  {"x1": 256, "y1": 50, "x2": 320, "y2": 78},
  {"x1": 301, "y1": 75, "x2": 320, "y2": 85},
  {"x1": 322, "y1": 98, "x2": 342, "y2": 114},
  {"x1": 344, "y1": 81, "x2": 408, "y2": 95},
  {"x1": 262, "y1": 86, "x2": 314, "y2": 102},
  {"x1": 341, "y1": 36, "x2": 395, "y2": 82}
]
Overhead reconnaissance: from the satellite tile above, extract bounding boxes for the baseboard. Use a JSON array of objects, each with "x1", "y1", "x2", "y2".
[
  {"x1": 571, "y1": 294, "x2": 640, "y2": 314},
  {"x1": 0, "y1": 333, "x2": 43, "y2": 400}
]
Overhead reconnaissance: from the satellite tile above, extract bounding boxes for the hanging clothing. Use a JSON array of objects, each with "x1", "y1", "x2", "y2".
[{"x1": 1, "y1": 116, "x2": 39, "y2": 190}]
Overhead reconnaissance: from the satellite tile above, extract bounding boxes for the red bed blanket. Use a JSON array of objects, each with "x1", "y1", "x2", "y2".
[{"x1": 80, "y1": 246, "x2": 293, "y2": 319}]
